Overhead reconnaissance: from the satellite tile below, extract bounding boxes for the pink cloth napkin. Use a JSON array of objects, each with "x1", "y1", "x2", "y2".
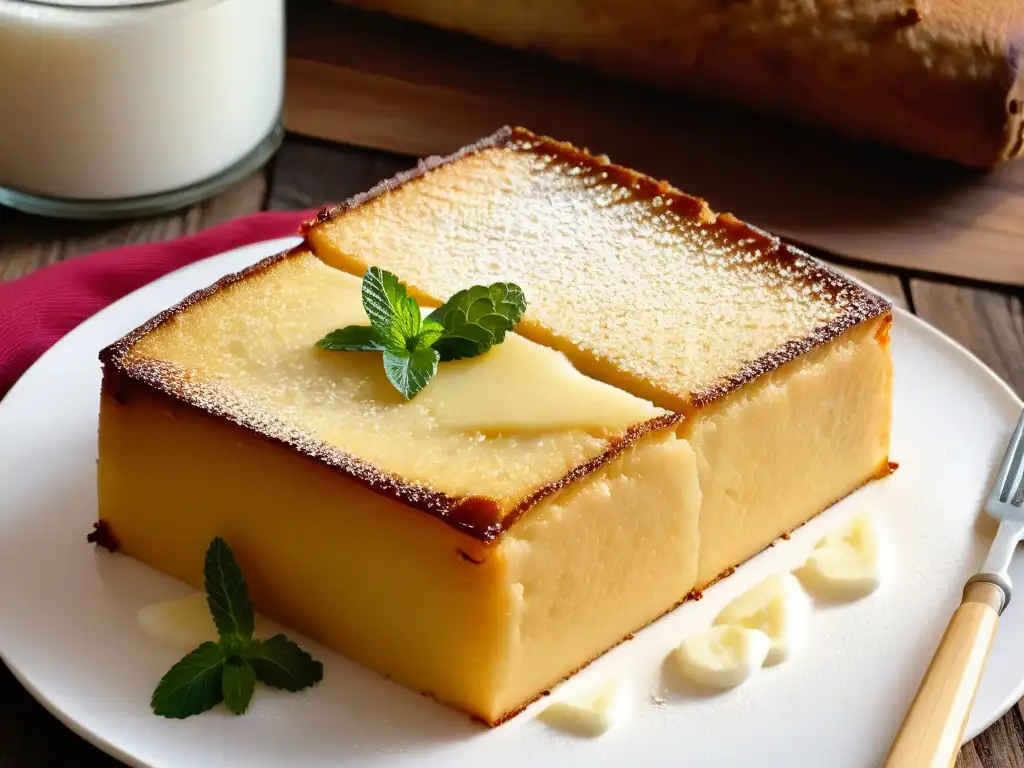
[{"x1": 0, "y1": 209, "x2": 319, "y2": 397}]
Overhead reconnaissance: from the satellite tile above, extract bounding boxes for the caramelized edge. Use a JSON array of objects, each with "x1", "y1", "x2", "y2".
[
  {"x1": 97, "y1": 246, "x2": 683, "y2": 545},
  {"x1": 300, "y1": 126, "x2": 516, "y2": 233},
  {"x1": 303, "y1": 125, "x2": 892, "y2": 411}
]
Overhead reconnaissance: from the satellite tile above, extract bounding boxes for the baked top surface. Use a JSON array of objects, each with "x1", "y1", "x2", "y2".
[
  {"x1": 306, "y1": 127, "x2": 891, "y2": 411},
  {"x1": 101, "y1": 248, "x2": 674, "y2": 541}
]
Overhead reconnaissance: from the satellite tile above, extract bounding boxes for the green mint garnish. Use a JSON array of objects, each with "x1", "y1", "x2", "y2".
[
  {"x1": 383, "y1": 347, "x2": 439, "y2": 399},
  {"x1": 362, "y1": 266, "x2": 421, "y2": 348},
  {"x1": 427, "y1": 282, "x2": 527, "y2": 362},
  {"x1": 151, "y1": 537, "x2": 323, "y2": 719},
  {"x1": 247, "y1": 635, "x2": 325, "y2": 691},
  {"x1": 222, "y1": 657, "x2": 256, "y2": 715},
  {"x1": 316, "y1": 267, "x2": 527, "y2": 399},
  {"x1": 412, "y1": 317, "x2": 446, "y2": 351},
  {"x1": 317, "y1": 326, "x2": 386, "y2": 352},
  {"x1": 150, "y1": 642, "x2": 226, "y2": 719},
  {"x1": 203, "y1": 536, "x2": 254, "y2": 647}
]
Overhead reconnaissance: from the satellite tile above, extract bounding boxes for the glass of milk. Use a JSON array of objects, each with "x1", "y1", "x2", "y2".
[{"x1": 0, "y1": 0, "x2": 284, "y2": 219}]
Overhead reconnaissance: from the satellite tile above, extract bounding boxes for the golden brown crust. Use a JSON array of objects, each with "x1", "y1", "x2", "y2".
[
  {"x1": 98, "y1": 246, "x2": 682, "y2": 545},
  {"x1": 301, "y1": 126, "x2": 516, "y2": 232},
  {"x1": 299, "y1": 126, "x2": 512, "y2": 233},
  {"x1": 690, "y1": 306, "x2": 892, "y2": 409},
  {"x1": 304, "y1": 126, "x2": 891, "y2": 410},
  {"x1": 98, "y1": 245, "x2": 304, "y2": 370}
]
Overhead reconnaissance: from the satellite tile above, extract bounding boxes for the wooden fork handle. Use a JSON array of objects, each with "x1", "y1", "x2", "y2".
[{"x1": 884, "y1": 580, "x2": 1005, "y2": 768}]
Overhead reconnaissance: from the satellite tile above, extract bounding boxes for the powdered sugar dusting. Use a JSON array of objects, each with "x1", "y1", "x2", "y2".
[
  {"x1": 309, "y1": 127, "x2": 890, "y2": 413},
  {"x1": 116, "y1": 354, "x2": 469, "y2": 528},
  {"x1": 100, "y1": 249, "x2": 675, "y2": 542}
]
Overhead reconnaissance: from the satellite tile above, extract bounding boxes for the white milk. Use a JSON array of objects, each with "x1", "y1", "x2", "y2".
[{"x1": 0, "y1": 0, "x2": 284, "y2": 212}]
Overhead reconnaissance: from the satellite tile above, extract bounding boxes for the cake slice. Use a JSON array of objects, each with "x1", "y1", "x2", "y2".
[
  {"x1": 98, "y1": 127, "x2": 893, "y2": 726},
  {"x1": 304, "y1": 126, "x2": 894, "y2": 587},
  {"x1": 96, "y1": 248, "x2": 702, "y2": 724}
]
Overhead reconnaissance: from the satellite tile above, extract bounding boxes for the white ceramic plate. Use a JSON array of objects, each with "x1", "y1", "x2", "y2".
[{"x1": 0, "y1": 237, "x2": 1022, "y2": 768}]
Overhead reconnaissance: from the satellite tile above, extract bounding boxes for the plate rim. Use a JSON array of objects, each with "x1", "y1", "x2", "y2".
[{"x1": 1, "y1": 236, "x2": 1021, "y2": 767}]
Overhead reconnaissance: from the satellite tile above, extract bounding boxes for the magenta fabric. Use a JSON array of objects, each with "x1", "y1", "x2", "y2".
[{"x1": 0, "y1": 210, "x2": 318, "y2": 397}]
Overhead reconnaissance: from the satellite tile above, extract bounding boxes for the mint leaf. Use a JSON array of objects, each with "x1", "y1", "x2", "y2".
[
  {"x1": 488, "y1": 282, "x2": 527, "y2": 318},
  {"x1": 248, "y1": 635, "x2": 324, "y2": 692},
  {"x1": 362, "y1": 267, "x2": 421, "y2": 348},
  {"x1": 151, "y1": 642, "x2": 225, "y2": 719},
  {"x1": 317, "y1": 271, "x2": 527, "y2": 400},
  {"x1": 430, "y1": 323, "x2": 493, "y2": 362},
  {"x1": 383, "y1": 347, "x2": 439, "y2": 399},
  {"x1": 204, "y1": 537, "x2": 254, "y2": 644},
  {"x1": 222, "y1": 657, "x2": 256, "y2": 715},
  {"x1": 316, "y1": 326, "x2": 387, "y2": 352},
  {"x1": 412, "y1": 317, "x2": 445, "y2": 351},
  {"x1": 152, "y1": 538, "x2": 326, "y2": 720},
  {"x1": 428, "y1": 282, "x2": 527, "y2": 361}
]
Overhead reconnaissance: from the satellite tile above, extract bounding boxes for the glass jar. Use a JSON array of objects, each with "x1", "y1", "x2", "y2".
[{"x1": 0, "y1": 0, "x2": 284, "y2": 220}]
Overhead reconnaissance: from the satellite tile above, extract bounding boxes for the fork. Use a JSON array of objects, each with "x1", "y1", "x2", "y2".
[{"x1": 885, "y1": 409, "x2": 1024, "y2": 767}]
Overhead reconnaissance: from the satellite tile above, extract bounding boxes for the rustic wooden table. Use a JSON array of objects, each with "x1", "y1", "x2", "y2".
[{"x1": 1, "y1": 133, "x2": 1023, "y2": 767}]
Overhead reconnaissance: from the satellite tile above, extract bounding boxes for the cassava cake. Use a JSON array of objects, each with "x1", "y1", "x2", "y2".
[
  {"x1": 305, "y1": 125, "x2": 895, "y2": 586},
  {"x1": 96, "y1": 126, "x2": 893, "y2": 725}
]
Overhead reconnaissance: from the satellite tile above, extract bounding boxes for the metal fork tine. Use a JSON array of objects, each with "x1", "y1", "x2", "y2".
[
  {"x1": 1006, "y1": 437, "x2": 1024, "y2": 505},
  {"x1": 1009, "y1": 430, "x2": 1024, "y2": 505},
  {"x1": 994, "y1": 410, "x2": 1024, "y2": 504}
]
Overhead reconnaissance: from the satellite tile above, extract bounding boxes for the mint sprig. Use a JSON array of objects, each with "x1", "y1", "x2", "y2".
[
  {"x1": 362, "y1": 266, "x2": 421, "y2": 348},
  {"x1": 247, "y1": 635, "x2": 325, "y2": 691},
  {"x1": 316, "y1": 267, "x2": 527, "y2": 399},
  {"x1": 317, "y1": 326, "x2": 386, "y2": 352},
  {"x1": 203, "y1": 536, "x2": 254, "y2": 646},
  {"x1": 151, "y1": 537, "x2": 323, "y2": 719},
  {"x1": 383, "y1": 347, "x2": 439, "y2": 398},
  {"x1": 222, "y1": 657, "x2": 256, "y2": 715},
  {"x1": 150, "y1": 642, "x2": 226, "y2": 719},
  {"x1": 428, "y1": 282, "x2": 527, "y2": 362}
]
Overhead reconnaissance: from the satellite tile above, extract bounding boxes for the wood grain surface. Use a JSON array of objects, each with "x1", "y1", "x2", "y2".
[
  {"x1": 283, "y1": 0, "x2": 1024, "y2": 287},
  {"x1": 0, "y1": 134, "x2": 1022, "y2": 767}
]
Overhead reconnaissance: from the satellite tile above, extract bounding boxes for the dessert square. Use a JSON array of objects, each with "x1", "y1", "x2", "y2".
[
  {"x1": 305, "y1": 126, "x2": 894, "y2": 585},
  {"x1": 97, "y1": 249, "x2": 700, "y2": 724},
  {"x1": 97, "y1": 126, "x2": 892, "y2": 725}
]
